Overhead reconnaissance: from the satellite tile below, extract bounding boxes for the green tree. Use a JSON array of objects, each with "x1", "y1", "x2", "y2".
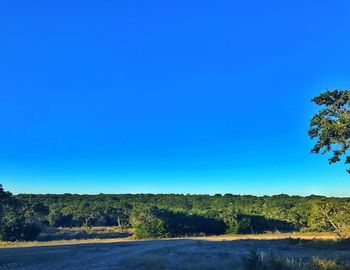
[
  {"x1": 308, "y1": 90, "x2": 350, "y2": 173},
  {"x1": 218, "y1": 206, "x2": 239, "y2": 234},
  {"x1": 308, "y1": 200, "x2": 350, "y2": 236},
  {"x1": 130, "y1": 206, "x2": 168, "y2": 239},
  {"x1": 48, "y1": 208, "x2": 73, "y2": 227},
  {"x1": 24, "y1": 202, "x2": 49, "y2": 225}
]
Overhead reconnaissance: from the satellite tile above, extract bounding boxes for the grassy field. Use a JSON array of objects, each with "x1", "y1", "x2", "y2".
[{"x1": 0, "y1": 231, "x2": 349, "y2": 269}]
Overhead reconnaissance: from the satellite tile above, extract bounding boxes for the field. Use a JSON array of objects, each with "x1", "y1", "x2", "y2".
[{"x1": 1, "y1": 231, "x2": 350, "y2": 270}]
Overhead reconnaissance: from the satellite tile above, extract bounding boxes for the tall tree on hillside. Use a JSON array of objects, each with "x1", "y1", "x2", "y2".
[{"x1": 308, "y1": 90, "x2": 350, "y2": 173}]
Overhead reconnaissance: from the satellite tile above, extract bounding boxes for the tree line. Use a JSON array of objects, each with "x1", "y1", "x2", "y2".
[{"x1": 1, "y1": 184, "x2": 349, "y2": 241}]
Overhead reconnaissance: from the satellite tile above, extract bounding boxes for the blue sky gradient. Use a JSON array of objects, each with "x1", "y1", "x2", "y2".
[{"x1": 0, "y1": 1, "x2": 349, "y2": 195}]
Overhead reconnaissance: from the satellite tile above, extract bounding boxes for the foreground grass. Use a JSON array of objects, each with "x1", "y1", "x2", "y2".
[
  {"x1": 242, "y1": 250, "x2": 350, "y2": 270},
  {"x1": 0, "y1": 235, "x2": 349, "y2": 270}
]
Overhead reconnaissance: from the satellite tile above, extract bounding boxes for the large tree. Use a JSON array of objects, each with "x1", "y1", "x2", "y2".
[{"x1": 308, "y1": 90, "x2": 350, "y2": 173}]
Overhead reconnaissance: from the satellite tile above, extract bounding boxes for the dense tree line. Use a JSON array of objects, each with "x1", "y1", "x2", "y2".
[
  {"x1": 1, "y1": 184, "x2": 349, "y2": 241},
  {"x1": 11, "y1": 190, "x2": 350, "y2": 239}
]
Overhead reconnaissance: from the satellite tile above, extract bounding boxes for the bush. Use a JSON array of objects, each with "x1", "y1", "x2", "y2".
[
  {"x1": 0, "y1": 215, "x2": 41, "y2": 241},
  {"x1": 133, "y1": 218, "x2": 168, "y2": 239},
  {"x1": 238, "y1": 217, "x2": 254, "y2": 234},
  {"x1": 48, "y1": 209, "x2": 73, "y2": 227},
  {"x1": 311, "y1": 258, "x2": 349, "y2": 270},
  {"x1": 0, "y1": 185, "x2": 42, "y2": 241},
  {"x1": 226, "y1": 220, "x2": 239, "y2": 234},
  {"x1": 130, "y1": 206, "x2": 169, "y2": 239}
]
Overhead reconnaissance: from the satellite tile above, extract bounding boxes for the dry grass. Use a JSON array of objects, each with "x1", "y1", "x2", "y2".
[
  {"x1": 193, "y1": 232, "x2": 339, "y2": 241},
  {"x1": 0, "y1": 231, "x2": 340, "y2": 249},
  {"x1": 311, "y1": 258, "x2": 349, "y2": 270}
]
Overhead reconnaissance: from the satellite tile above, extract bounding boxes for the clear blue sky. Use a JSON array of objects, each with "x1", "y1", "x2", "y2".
[{"x1": 0, "y1": 1, "x2": 349, "y2": 196}]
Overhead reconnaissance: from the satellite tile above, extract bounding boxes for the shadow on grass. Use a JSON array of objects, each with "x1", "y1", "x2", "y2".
[
  {"x1": 285, "y1": 237, "x2": 350, "y2": 250},
  {"x1": 37, "y1": 227, "x2": 132, "y2": 241}
]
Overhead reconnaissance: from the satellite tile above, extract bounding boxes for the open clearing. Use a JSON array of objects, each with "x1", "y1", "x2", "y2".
[{"x1": 1, "y1": 233, "x2": 350, "y2": 270}]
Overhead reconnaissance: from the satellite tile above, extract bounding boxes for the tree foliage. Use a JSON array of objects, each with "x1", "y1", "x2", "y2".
[
  {"x1": 0, "y1": 185, "x2": 42, "y2": 241},
  {"x1": 309, "y1": 90, "x2": 350, "y2": 173},
  {"x1": 130, "y1": 206, "x2": 169, "y2": 239},
  {"x1": 13, "y1": 192, "x2": 350, "y2": 238},
  {"x1": 308, "y1": 200, "x2": 350, "y2": 236},
  {"x1": 1, "y1": 184, "x2": 348, "y2": 240}
]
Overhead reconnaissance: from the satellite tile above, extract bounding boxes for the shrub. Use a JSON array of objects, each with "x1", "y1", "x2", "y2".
[
  {"x1": 130, "y1": 206, "x2": 169, "y2": 239},
  {"x1": 238, "y1": 217, "x2": 254, "y2": 234},
  {"x1": 0, "y1": 215, "x2": 41, "y2": 241},
  {"x1": 226, "y1": 221, "x2": 239, "y2": 234},
  {"x1": 48, "y1": 209, "x2": 73, "y2": 227},
  {"x1": 311, "y1": 258, "x2": 350, "y2": 270},
  {"x1": 0, "y1": 185, "x2": 42, "y2": 241}
]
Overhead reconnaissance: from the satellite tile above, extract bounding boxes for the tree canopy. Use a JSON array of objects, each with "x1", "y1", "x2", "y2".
[
  {"x1": 0, "y1": 185, "x2": 42, "y2": 241},
  {"x1": 1, "y1": 182, "x2": 350, "y2": 241},
  {"x1": 308, "y1": 90, "x2": 350, "y2": 173}
]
